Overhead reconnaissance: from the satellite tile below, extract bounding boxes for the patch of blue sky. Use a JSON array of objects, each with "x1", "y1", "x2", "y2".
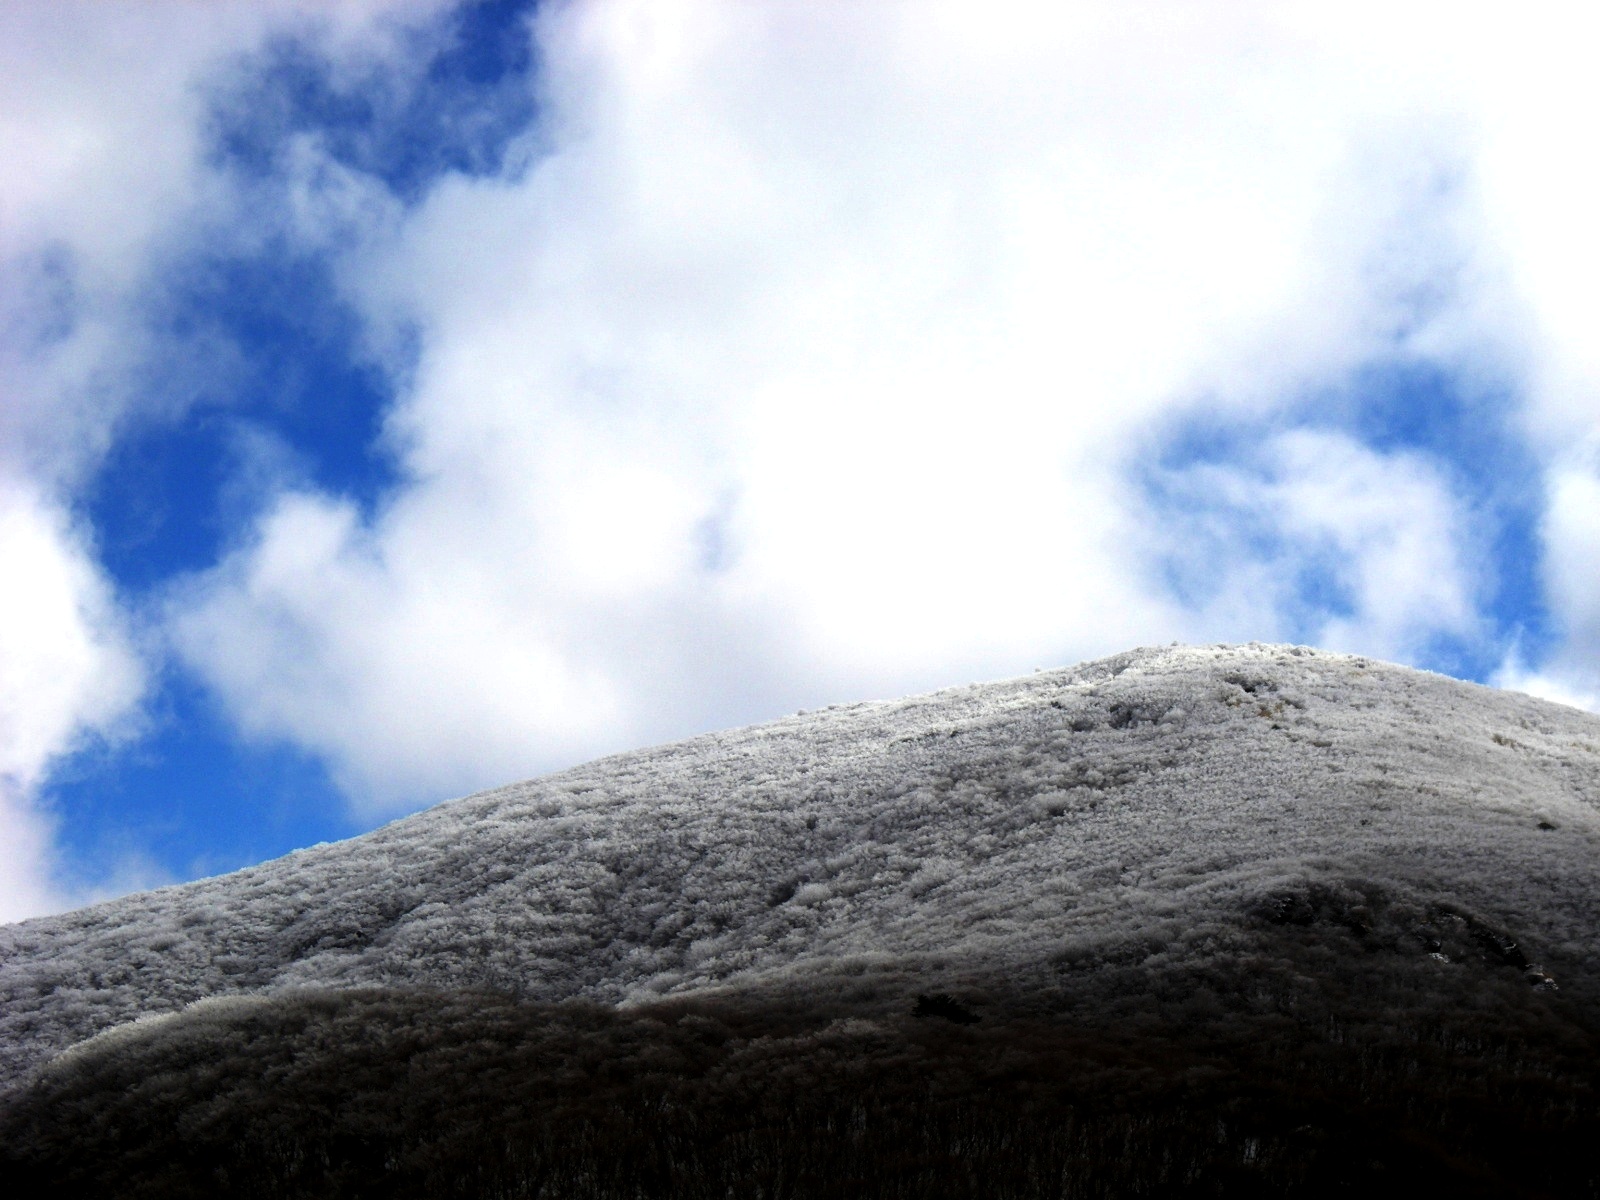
[
  {"x1": 86, "y1": 0, "x2": 539, "y2": 596},
  {"x1": 1146, "y1": 460, "x2": 1362, "y2": 635},
  {"x1": 85, "y1": 251, "x2": 400, "y2": 591},
  {"x1": 1339, "y1": 361, "x2": 1548, "y2": 647},
  {"x1": 47, "y1": 672, "x2": 360, "y2": 895},
  {"x1": 57, "y1": 0, "x2": 542, "y2": 892},
  {"x1": 91, "y1": 2, "x2": 541, "y2": 594},
  {"x1": 1143, "y1": 359, "x2": 1550, "y2": 683},
  {"x1": 205, "y1": 0, "x2": 538, "y2": 203}
]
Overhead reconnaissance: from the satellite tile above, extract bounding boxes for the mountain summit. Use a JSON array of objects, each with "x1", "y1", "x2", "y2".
[{"x1": 3, "y1": 643, "x2": 1598, "y2": 1196}]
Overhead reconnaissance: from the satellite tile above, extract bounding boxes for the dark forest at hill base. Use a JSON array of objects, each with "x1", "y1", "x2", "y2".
[
  {"x1": 4, "y1": 936, "x2": 1595, "y2": 1200},
  {"x1": 5, "y1": 647, "x2": 1600, "y2": 1197}
]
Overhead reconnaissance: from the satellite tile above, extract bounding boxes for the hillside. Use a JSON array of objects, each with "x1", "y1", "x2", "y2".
[{"x1": 3, "y1": 642, "x2": 1599, "y2": 1196}]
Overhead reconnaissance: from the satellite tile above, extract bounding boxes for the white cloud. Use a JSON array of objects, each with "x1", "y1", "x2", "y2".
[
  {"x1": 0, "y1": 2, "x2": 229, "y2": 919},
  {"x1": 1455, "y1": 10, "x2": 1600, "y2": 441},
  {"x1": 0, "y1": 482, "x2": 143, "y2": 921},
  {"x1": 1149, "y1": 430, "x2": 1481, "y2": 665},
  {"x1": 0, "y1": 0, "x2": 468, "y2": 494},
  {"x1": 1493, "y1": 664, "x2": 1600, "y2": 716},
  {"x1": 11, "y1": 0, "x2": 1600, "y2": 839},
  {"x1": 0, "y1": 1, "x2": 438, "y2": 482},
  {"x1": 170, "y1": 490, "x2": 629, "y2": 806},
  {"x1": 171, "y1": 0, "x2": 1522, "y2": 811},
  {"x1": 1501, "y1": 454, "x2": 1600, "y2": 708},
  {"x1": 0, "y1": 1, "x2": 458, "y2": 910},
  {"x1": 1544, "y1": 461, "x2": 1600, "y2": 656}
]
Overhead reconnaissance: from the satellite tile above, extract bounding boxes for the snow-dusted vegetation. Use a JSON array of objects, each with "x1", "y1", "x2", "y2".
[{"x1": 3, "y1": 643, "x2": 1599, "y2": 1195}]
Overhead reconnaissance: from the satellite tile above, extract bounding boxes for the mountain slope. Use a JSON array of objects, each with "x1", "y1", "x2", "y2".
[{"x1": 4, "y1": 642, "x2": 1597, "y2": 1093}]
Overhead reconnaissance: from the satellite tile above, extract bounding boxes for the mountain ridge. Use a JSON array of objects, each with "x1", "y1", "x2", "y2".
[{"x1": 4, "y1": 641, "x2": 1598, "y2": 1095}]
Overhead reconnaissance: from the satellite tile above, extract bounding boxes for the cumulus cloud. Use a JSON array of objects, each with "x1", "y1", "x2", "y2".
[
  {"x1": 168, "y1": 0, "x2": 1521, "y2": 811},
  {"x1": 1496, "y1": 455, "x2": 1600, "y2": 712},
  {"x1": 12, "y1": 0, "x2": 1600, "y2": 837},
  {"x1": 0, "y1": 1, "x2": 451, "y2": 480},
  {"x1": 0, "y1": 483, "x2": 142, "y2": 920},
  {"x1": 0, "y1": 1, "x2": 456, "y2": 910},
  {"x1": 1147, "y1": 430, "x2": 1481, "y2": 664}
]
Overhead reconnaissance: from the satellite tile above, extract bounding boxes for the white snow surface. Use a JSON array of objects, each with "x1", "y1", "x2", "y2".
[{"x1": 3, "y1": 643, "x2": 1599, "y2": 1089}]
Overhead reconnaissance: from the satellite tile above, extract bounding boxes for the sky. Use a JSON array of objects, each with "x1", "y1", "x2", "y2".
[{"x1": 3, "y1": 0, "x2": 1600, "y2": 923}]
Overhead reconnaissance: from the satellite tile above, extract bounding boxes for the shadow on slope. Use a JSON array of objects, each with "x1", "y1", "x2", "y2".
[{"x1": 3, "y1": 913, "x2": 1595, "y2": 1200}]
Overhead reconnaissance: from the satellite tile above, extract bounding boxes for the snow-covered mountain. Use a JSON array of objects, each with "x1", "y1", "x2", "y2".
[{"x1": 4, "y1": 642, "x2": 1596, "y2": 1092}]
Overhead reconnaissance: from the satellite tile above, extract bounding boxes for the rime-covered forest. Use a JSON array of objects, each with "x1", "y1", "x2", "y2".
[{"x1": 2, "y1": 644, "x2": 1598, "y2": 1196}]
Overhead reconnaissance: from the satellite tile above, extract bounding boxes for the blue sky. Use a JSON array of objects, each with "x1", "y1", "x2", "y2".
[
  {"x1": 46, "y1": 0, "x2": 546, "y2": 893},
  {"x1": 4, "y1": 1, "x2": 1600, "y2": 920}
]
